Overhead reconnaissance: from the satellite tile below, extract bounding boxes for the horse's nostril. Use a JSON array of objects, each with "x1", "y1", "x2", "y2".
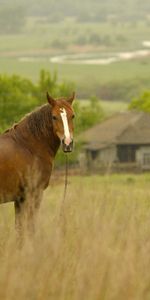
[
  {"x1": 62, "y1": 139, "x2": 74, "y2": 152},
  {"x1": 70, "y1": 140, "x2": 73, "y2": 148}
]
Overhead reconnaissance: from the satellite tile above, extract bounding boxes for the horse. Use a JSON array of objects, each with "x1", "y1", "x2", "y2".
[{"x1": 0, "y1": 92, "x2": 75, "y2": 239}]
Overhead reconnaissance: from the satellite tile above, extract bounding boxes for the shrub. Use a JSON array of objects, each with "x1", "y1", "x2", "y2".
[
  {"x1": 0, "y1": 74, "x2": 37, "y2": 129},
  {"x1": 129, "y1": 90, "x2": 150, "y2": 112},
  {"x1": 0, "y1": 70, "x2": 76, "y2": 131}
]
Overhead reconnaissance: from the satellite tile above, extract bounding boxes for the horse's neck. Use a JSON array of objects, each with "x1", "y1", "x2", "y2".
[{"x1": 12, "y1": 107, "x2": 60, "y2": 159}]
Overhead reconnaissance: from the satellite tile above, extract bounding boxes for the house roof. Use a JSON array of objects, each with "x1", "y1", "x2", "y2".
[{"x1": 80, "y1": 111, "x2": 150, "y2": 150}]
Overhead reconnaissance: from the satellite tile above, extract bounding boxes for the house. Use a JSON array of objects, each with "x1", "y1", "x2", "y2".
[{"x1": 79, "y1": 111, "x2": 150, "y2": 172}]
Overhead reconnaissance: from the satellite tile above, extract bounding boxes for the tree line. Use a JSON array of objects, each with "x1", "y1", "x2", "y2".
[
  {"x1": 0, "y1": 0, "x2": 149, "y2": 33},
  {"x1": 0, "y1": 68, "x2": 149, "y2": 132},
  {"x1": 0, "y1": 70, "x2": 104, "y2": 133}
]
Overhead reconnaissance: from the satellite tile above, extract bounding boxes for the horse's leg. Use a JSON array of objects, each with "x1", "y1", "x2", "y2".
[
  {"x1": 26, "y1": 201, "x2": 35, "y2": 237},
  {"x1": 14, "y1": 198, "x2": 25, "y2": 246},
  {"x1": 26, "y1": 189, "x2": 43, "y2": 238},
  {"x1": 14, "y1": 189, "x2": 43, "y2": 243}
]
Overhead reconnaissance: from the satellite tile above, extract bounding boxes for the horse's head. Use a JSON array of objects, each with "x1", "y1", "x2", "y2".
[{"x1": 47, "y1": 92, "x2": 75, "y2": 153}]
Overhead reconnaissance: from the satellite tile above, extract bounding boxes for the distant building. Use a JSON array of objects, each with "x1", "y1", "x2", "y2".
[{"x1": 79, "y1": 111, "x2": 150, "y2": 172}]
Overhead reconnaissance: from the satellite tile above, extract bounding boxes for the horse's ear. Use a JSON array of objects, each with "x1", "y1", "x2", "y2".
[
  {"x1": 47, "y1": 92, "x2": 56, "y2": 107},
  {"x1": 67, "y1": 92, "x2": 75, "y2": 105}
]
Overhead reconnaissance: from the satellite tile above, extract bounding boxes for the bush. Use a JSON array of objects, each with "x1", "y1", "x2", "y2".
[
  {"x1": 129, "y1": 90, "x2": 150, "y2": 112},
  {"x1": 0, "y1": 74, "x2": 37, "y2": 129},
  {"x1": 0, "y1": 70, "x2": 76, "y2": 131}
]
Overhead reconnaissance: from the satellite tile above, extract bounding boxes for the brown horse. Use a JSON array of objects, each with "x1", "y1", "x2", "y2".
[{"x1": 0, "y1": 92, "x2": 75, "y2": 236}]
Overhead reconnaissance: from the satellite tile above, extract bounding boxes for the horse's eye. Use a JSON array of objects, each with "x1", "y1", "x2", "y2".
[
  {"x1": 52, "y1": 115, "x2": 57, "y2": 120},
  {"x1": 72, "y1": 114, "x2": 75, "y2": 119}
]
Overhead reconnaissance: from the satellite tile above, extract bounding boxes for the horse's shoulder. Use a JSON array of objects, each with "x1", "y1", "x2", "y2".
[{"x1": 0, "y1": 134, "x2": 28, "y2": 161}]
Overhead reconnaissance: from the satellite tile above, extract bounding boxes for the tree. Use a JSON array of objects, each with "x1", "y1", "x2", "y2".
[
  {"x1": 0, "y1": 70, "x2": 76, "y2": 131},
  {"x1": 0, "y1": 74, "x2": 37, "y2": 129},
  {"x1": 129, "y1": 91, "x2": 150, "y2": 112},
  {"x1": 38, "y1": 69, "x2": 58, "y2": 101}
]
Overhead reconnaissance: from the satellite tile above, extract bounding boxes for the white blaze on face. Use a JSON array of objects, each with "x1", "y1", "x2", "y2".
[{"x1": 60, "y1": 108, "x2": 72, "y2": 145}]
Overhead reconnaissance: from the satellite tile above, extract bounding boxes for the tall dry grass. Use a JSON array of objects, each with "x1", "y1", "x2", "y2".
[{"x1": 0, "y1": 174, "x2": 150, "y2": 300}]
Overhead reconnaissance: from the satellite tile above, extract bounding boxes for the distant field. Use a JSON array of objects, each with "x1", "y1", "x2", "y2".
[
  {"x1": 0, "y1": 19, "x2": 150, "y2": 100},
  {"x1": 0, "y1": 56, "x2": 150, "y2": 100},
  {"x1": 79, "y1": 99, "x2": 128, "y2": 114},
  {"x1": 1, "y1": 56, "x2": 150, "y2": 83},
  {"x1": 1, "y1": 174, "x2": 150, "y2": 299},
  {"x1": 0, "y1": 19, "x2": 149, "y2": 54},
  {"x1": 101, "y1": 99, "x2": 128, "y2": 114}
]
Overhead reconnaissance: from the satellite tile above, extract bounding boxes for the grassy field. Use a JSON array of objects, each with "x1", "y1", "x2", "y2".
[
  {"x1": 80, "y1": 99, "x2": 128, "y2": 115},
  {"x1": 0, "y1": 19, "x2": 150, "y2": 100},
  {"x1": 1, "y1": 174, "x2": 150, "y2": 300},
  {"x1": 0, "y1": 19, "x2": 149, "y2": 54},
  {"x1": 1, "y1": 56, "x2": 150, "y2": 100},
  {"x1": 101, "y1": 100, "x2": 128, "y2": 114},
  {"x1": 1, "y1": 57, "x2": 150, "y2": 83}
]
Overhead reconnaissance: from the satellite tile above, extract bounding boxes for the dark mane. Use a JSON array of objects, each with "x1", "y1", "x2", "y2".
[
  {"x1": 4, "y1": 104, "x2": 53, "y2": 139},
  {"x1": 27, "y1": 104, "x2": 52, "y2": 139}
]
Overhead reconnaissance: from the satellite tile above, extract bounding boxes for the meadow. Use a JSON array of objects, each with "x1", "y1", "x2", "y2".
[
  {"x1": 0, "y1": 6, "x2": 150, "y2": 300},
  {"x1": 0, "y1": 19, "x2": 149, "y2": 54},
  {"x1": 1, "y1": 56, "x2": 150, "y2": 101},
  {"x1": 0, "y1": 19, "x2": 150, "y2": 100},
  {"x1": 1, "y1": 174, "x2": 150, "y2": 300}
]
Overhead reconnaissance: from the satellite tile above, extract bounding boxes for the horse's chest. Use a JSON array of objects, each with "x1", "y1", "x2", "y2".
[{"x1": 36, "y1": 159, "x2": 52, "y2": 189}]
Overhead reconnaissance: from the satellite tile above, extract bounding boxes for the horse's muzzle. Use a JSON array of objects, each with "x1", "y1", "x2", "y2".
[{"x1": 62, "y1": 139, "x2": 73, "y2": 153}]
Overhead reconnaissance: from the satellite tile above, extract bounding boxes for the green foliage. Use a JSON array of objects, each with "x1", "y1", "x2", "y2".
[
  {"x1": 74, "y1": 96, "x2": 104, "y2": 133},
  {"x1": 0, "y1": 74, "x2": 37, "y2": 129},
  {"x1": 58, "y1": 81, "x2": 75, "y2": 99},
  {"x1": 0, "y1": 70, "x2": 75, "y2": 131},
  {"x1": 0, "y1": 15, "x2": 149, "y2": 103},
  {"x1": 0, "y1": 70, "x2": 104, "y2": 133},
  {"x1": 38, "y1": 69, "x2": 75, "y2": 103},
  {"x1": 129, "y1": 91, "x2": 150, "y2": 112},
  {"x1": 38, "y1": 69, "x2": 58, "y2": 101}
]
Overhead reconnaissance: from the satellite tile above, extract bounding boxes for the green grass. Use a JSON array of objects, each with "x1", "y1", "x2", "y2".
[
  {"x1": 101, "y1": 100, "x2": 128, "y2": 114},
  {"x1": 79, "y1": 99, "x2": 128, "y2": 114},
  {"x1": 1, "y1": 174, "x2": 150, "y2": 299},
  {"x1": 0, "y1": 57, "x2": 150, "y2": 99},
  {"x1": 0, "y1": 19, "x2": 150, "y2": 100},
  {"x1": 0, "y1": 19, "x2": 149, "y2": 53}
]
